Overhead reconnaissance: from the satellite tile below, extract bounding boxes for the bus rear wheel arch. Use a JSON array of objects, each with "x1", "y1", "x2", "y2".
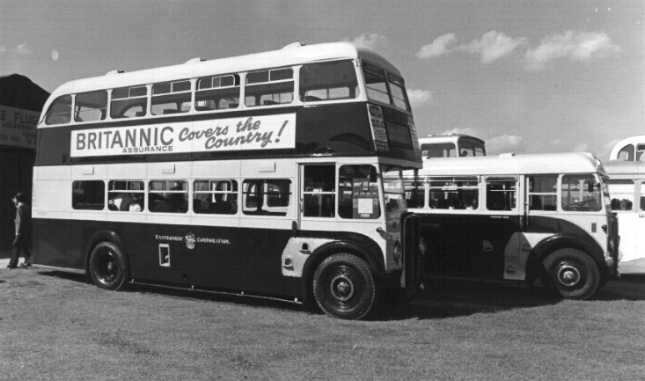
[
  {"x1": 542, "y1": 248, "x2": 600, "y2": 300},
  {"x1": 312, "y1": 253, "x2": 377, "y2": 320},
  {"x1": 88, "y1": 241, "x2": 129, "y2": 291}
]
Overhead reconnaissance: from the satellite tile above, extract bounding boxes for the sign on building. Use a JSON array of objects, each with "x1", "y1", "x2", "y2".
[{"x1": 0, "y1": 105, "x2": 39, "y2": 149}]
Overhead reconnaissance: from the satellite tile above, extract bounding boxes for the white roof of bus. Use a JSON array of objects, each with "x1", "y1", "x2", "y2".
[
  {"x1": 46, "y1": 41, "x2": 400, "y2": 101},
  {"x1": 413, "y1": 152, "x2": 603, "y2": 176},
  {"x1": 609, "y1": 135, "x2": 645, "y2": 159},
  {"x1": 603, "y1": 160, "x2": 645, "y2": 176},
  {"x1": 418, "y1": 134, "x2": 484, "y2": 144}
]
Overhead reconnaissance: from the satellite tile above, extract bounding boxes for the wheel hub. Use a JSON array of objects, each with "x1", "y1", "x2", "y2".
[
  {"x1": 556, "y1": 263, "x2": 581, "y2": 287},
  {"x1": 330, "y1": 275, "x2": 355, "y2": 302}
]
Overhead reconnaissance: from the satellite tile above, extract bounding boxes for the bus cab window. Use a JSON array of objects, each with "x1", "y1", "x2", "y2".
[
  {"x1": 528, "y1": 175, "x2": 558, "y2": 211},
  {"x1": 45, "y1": 95, "x2": 72, "y2": 125},
  {"x1": 338, "y1": 165, "x2": 380, "y2": 219},
  {"x1": 561, "y1": 175, "x2": 602, "y2": 211},
  {"x1": 72, "y1": 180, "x2": 105, "y2": 210},
  {"x1": 108, "y1": 180, "x2": 144, "y2": 212},
  {"x1": 300, "y1": 60, "x2": 358, "y2": 102},
  {"x1": 148, "y1": 180, "x2": 188, "y2": 213},
  {"x1": 303, "y1": 165, "x2": 335, "y2": 217},
  {"x1": 242, "y1": 179, "x2": 291, "y2": 216},
  {"x1": 193, "y1": 180, "x2": 238, "y2": 214},
  {"x1": 608, "y1": 179, "x2": 635, "y2": 211},
  {"x1": 486, "y1": 177, "x2": 517, "y2": 211},
  {"x1": 74, "y1": 90, "x2": 107, "y2": 122}
]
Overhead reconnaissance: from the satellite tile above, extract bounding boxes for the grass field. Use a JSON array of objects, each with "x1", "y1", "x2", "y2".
[{"x1": 1, "y1": 267, "x2": 644, "y2": 381}]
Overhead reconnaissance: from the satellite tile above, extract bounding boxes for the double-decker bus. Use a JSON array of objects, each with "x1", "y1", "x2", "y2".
[
  {"x1": 404, "y1": 153, "x2": 618, "y2": 299},
  {"x1": 419, "y1": 134, "x2": 486, "y2": 159},
  {"x1": 32, "y1": 42, "x2": 423, "y2": 320},
  {"x1": 605, "y1": 160, "x2": 645, "y2": 274}
]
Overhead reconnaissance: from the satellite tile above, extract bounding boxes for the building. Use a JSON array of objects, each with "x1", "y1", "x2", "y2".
[{"x1": 0, "y1": 74, "x2": 48, "y2": 257}]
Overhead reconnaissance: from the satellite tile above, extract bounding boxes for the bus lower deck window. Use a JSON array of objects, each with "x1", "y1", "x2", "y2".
[
  {"x1": 72, "y1": 180, "x2": 105, "y2": 210},
  {"x1": 194, "y1": 180, "x2": 238, "y2": 214},
  {"x1": 148, "y1": 180, "x2": 188, "y2": 213},
  {"x1": 242, "y1": 179, "x2": 291, "y2": 216},
  {"x1": 108, "y1": 180, "x2": 145, "y2": 212}
]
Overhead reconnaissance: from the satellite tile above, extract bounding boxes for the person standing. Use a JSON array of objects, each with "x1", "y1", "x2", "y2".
[{"x1": 7, "y1": 192, "x2": 31, "y2": 269}]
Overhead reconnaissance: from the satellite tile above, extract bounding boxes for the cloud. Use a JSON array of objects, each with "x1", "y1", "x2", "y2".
[
  {"x1": 458, "y1": 31, "x2": 526, "y2": 63},
  {"x1": 487, "y1": 134, "x2": 523, "y2": 153},
  {"x1": 572, "y1": 142, "x2": 589, "y2": 152},
  {"x1": 525, "y1": 31, "x2": 621, "y2": 69},
  {"x1": 349, "y1": 33, "x2": 387, "y2": 50},
  {"x1": 50, "y1": 49, "x2": 60, "y2": 61},
  {"x1": 407, "y1": 89, "x2": 432, "y2": 107},
  {"x1": 416, "y1": 33, "x2": 457, "y2": 59},
  {"x1": 439, "y1": 127, "x2": 480, "y2": 136},
  {"x1": 15, "y1": 43, "x2": 32, "y2": 56},
  {"x1": 0, "y1": 45, "x2": 6, "y2": 55}
]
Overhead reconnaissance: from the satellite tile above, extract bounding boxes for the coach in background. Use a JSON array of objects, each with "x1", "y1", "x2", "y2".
[{"x1": 7, "y1": 192, "x2": 32, "y2": 269}]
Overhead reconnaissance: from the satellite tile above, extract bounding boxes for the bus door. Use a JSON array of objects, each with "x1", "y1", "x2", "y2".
[{"x1": 477, "y1": 176, "x2": 522, "y2": 280}]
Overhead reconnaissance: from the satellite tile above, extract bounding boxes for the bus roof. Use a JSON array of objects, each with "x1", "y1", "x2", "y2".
[
  {"x1": 609, "y1": 135, "x2": 645, "y2": 159},
  {"x1": 415, "y1": 152, "x2": 604, "y2": 177},
  {"x1": 47, "y1": 41, "x2": 401, "y2": 101},
  {"x1": 603, "y1": 160, "x2": 645, "y2": 176}
]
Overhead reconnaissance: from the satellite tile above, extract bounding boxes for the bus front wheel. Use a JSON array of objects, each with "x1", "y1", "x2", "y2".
[
  {"x1": 88, "y1": 242, "x2": 129, "y2": 291},
  {"x1": 313, "y1": 253, "x2": 376, "y2": 320},
  {"x1": 543, "y1": 248, "x2": 600, "y2": 300}
]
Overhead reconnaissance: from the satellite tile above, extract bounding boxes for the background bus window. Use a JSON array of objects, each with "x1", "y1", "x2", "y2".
[
  {"x1": 195, "y1": 74, "x2": 240, "y2": 111},
  {"x1": 148, "y1": 180, "x2": 188, "y2": 213},
  {"x1": 528, "y1": 175, "x2": 558, "y2": 211},
  {"x1": 429, "y1": 177, "x2": 479, "y2": 210},
  {"x1": 486, "y1": 177, "x2": 517, "y2": 211},
  {"x1": 561, "y1": 174, "x2": 602, "y2": 211},
  {"x1": 421, "y1": 143, "x2": 456, "y2": 158},
  {"x1": 245, "y1": 68, "x2": 294, "y2": 107},
  {"x1": 338, "y1": 165, "x2": 380, "y2": 219},
  {"x1": 303, "y1": 165, "x2": 335, "y2": 217},
  {"x1": 74, "y1": 90, "x2": 107, "y2": 122},
  {"x1": 638, "y1": 145, "x2": 645, "y2": 162},
  {"x1": 45, "y1": 95, "x2": 72, "y2": 125},
  {"x1": 108, "y1": 180, "x2": 144, "y2": 212},
  {"x1": 193, "y1": 180, "x2": 238, "y2": 214},
  {"x1": 242, "y1": 179, "x2": 290, "y2": 216},
  {"x1": 617, "y1": 144, "x2": 634, "y2": 161},
  {"x1": 72, "y1": 180, "x2": 105, "y2": 210},
  {"x1": 110, "y1": 85, "x2": 148, "y2": 119},
  {"x1": 151, "y1": 80, "x2": 191, "y2": 115},
  {"x1": 404, "y1": 179, "x2": 425, "y2": 208},
  {"x1": 299, "y1": 60, "x2": 358, "y2": 102},
  {"x1": 608, "y1": 179, "x2": 635, "y2": 211}
]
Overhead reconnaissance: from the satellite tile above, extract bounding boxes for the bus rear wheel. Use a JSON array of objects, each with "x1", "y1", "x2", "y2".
[
  {"x1": 313, "y1": 253, "x2": 376, "y2": 320},
  {"x1": 88, "y1": 242, "x2": 129, "y2": 291},
  {"x1": 543, "y1": 248, "x2": 600, "y2": 300}
]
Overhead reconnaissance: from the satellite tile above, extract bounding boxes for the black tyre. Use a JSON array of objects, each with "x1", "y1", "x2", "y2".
[
  {"x1": 313, "y1": 253, "x2": 376, "y2": 320},
  {"x1": 88, "y1": 242, "x2": 129, "y2": 290},
  {"x1": 542, "y1": 248, "x2": 600, "y2": 300}
]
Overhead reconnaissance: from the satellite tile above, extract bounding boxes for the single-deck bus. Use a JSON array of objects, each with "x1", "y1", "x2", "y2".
[
  {"x1": 405, "y1": 153, "x2": 618, "y2": 299},
  {"x1": 605, "y1": 160, "x2": 645, "y2": 274},
  {"x1": 32, "y1": 42, "x2": 424, "y2": 320}
]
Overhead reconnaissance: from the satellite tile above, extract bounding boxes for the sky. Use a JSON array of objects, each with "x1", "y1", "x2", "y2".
[{"x1": 1, "y1": 0, "x2": 643, "y2": 158}]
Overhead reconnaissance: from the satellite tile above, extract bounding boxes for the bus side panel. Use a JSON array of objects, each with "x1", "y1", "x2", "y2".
[{"x1": 32, "y1": 218, "x2": 81, "y2": 269}]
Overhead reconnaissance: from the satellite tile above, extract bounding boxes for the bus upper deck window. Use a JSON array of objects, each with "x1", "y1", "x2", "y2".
[
  {"x1": 561, "y1": 174, "x2": 602, "y2": 211},
  {"x1": 388, "y1": 74, "x2": 410, "y2": 111},
  {"x1": 299, "y1": 60, "x2": 358, "y2": 102},
  {"x1": 110, "y1": 85, "x2": 148, "y2": 119},
  {"x1": 245, "y1": 68, "x2": 294, "y2": 107},
  {"x1": 362, "y1": 64, "x2": 390, "y2": 105},
  {"x1": 338, "y1": 165, "x2": 380, "y2": 219},
  {"x1": 74, "y1": 90, "x2": 107, "y2": 122},
  {"x1": 195, "y1": 74, "x2": 240, "y2": 111},
  {"x1": 151, "y1": 80, "x2": 191, "y2": 115},
  {"x1": 45, "y1": 95, "x2": 72, "y2": 125}
]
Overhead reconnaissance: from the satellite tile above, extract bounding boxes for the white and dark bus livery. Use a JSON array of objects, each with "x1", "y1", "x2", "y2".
[
  {"x1": 605, "y1": 160, "x2": 645, "y2": 274},
  {"x1": 609, "y1": 135, "x2": 645, "y2": 162},
  {"x1": 419, "y1": 134, "x2": 486, "y2": 159},
  {"x1": 32, "y1": 42, "x2": 424, "y2": 319},
  {"x1": 405, "y1": 153, "x2": 618, "y2": 299}
]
